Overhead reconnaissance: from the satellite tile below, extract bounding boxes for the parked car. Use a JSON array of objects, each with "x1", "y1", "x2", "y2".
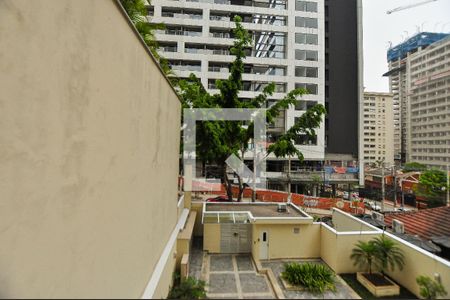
[{"x1": 206, "y1": 195, "x2": 232, "y2": 202}]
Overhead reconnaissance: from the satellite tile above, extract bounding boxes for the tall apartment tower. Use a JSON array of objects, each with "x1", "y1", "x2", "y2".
[
  {"x1": 149, "y1": 0, "x2": 362, "y2": 190},
  {"x1": 362, "y1": 92, "x2": 394, "y2": 167},
  {"x1": 407, "y1": 36, "x2": 450, "y2": 170},
  {"x1": 384, "y1": 32, "x2": 449, "y2": 165},
  {"x1": 324, "y1": 0, "x2": 364, "y2": 185}
]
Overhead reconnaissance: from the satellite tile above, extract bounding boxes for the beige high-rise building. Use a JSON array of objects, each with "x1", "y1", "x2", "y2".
[
  {"x1": 408, "y1": 36, "x2": 450, "y2": 170},
  {"x1": 384, "y1": 32, "x2": 449, "y2": 166},
  {"x1": 362, "y1": 92, "x2": 394, "y2": 166}
]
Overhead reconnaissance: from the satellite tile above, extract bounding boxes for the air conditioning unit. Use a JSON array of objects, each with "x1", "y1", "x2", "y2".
[
  {"x1": 372, "y1": 211, "x2": 384, "y2": 222},
  {"x1": 277, "y1": 203, "x2": 287, "y2": 212},
  {"x1": 392, "y1": 219, "x2": 404, "y2": 234}
]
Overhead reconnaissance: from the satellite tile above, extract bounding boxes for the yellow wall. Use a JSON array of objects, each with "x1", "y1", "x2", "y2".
[
  {"x1": 203, "y1": 224, "x2": 221, "y2": 253},
  {"x1": 191, "y1": 201, "x2": 204, "y2": 237},
  {"x1": 320, "y1": 225, "x2": 338, "y2": 271},
  {"x1": 384, "y1": 233, "x2": 450, "y2": 298},
  {"x1": 176, "y1": 212, "x2": 196, "y2": 266},
  {"x1": 332, "y1": 209, "x2": 375, "y2": 232},
  {"x1": 334, "y1": 233, "x2": 381, "y2": 274},
  {"x1": 152, "y1": 243, "x2": 177, "y2": 299},
  {"x1": 320, "y1": 224, "x2": 380, "y2": 273},
  {"x1": 0, "y1": 0, "x2": 180, "y2": 298},
  {"x1": 252, "y1": 224, "x2": 321, "y2": 260}
]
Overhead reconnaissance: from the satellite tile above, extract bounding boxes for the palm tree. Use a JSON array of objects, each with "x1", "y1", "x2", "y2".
[
  {"x1": 372, "y1": 235, "x2": 405, "y2": 275},
  {"x1": 350, "y1": 240, "x2": 379, "y2": 274}
]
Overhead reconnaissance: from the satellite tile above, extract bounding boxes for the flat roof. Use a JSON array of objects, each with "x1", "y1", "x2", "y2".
[{"x1": 205, "y1": 203, "x2": 309, "y2": 218}]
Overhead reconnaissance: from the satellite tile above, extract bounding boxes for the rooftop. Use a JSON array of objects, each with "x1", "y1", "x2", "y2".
[
  {"x1": 387, "y1": 32, "x2": 449, "y2": 62},
  {"x1": 384, "y1": 206, "x2": 450, "y2": 240},
  {"x1": 205, "y1": 202, "x2": 310, "y2": 218}
]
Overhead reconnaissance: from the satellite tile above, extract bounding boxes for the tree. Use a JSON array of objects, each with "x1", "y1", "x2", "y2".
[
  {"x1": 372, "y1": 235, "x2": 405, "y2": 275},
  {"x1": 402, "y1": 162, "x2": 427, "y2": 173},
  {"x1": 351, "y1": 236, "x2": 405, "y2": 276},
  {"x1": 350, "y1": 240, "x2": 379, "y2": 274},
  {"x1": 179, "y1": 16, "x2": 325, "y2": 201},
  {"x1": 415, "y1": 169, "x2": 448, "y2": 207},
  {"x1": 416, "y1": 275, "x2": 448, "y2": 300},
  {"x1": 119, "y1": 0, "x2": 172, "y2": 75}
]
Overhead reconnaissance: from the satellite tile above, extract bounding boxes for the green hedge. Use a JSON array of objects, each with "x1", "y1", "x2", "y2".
[{"x1": 282, "y1": 262, "x2": 336, "y2": 294}]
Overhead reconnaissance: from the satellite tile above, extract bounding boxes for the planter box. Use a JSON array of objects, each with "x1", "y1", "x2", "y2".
[{"x1": 357, "y1": 272, "x2": 400, "y2": 297}]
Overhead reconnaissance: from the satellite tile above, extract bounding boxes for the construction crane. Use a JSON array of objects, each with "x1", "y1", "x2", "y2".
[{"x1": 387, "y1": 0, "x2": 438, "y2": 14}]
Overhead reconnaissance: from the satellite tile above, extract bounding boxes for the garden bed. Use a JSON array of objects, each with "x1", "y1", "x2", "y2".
[
  {"x1": 357, "y1": 272, "x2": 399, "y2": 297},
  {"x1": 341, "y1": 273, "x2": 417, "y2": 299},
  {"x1": 361, "y1": 273, "x2": 394, "y2": 286}
]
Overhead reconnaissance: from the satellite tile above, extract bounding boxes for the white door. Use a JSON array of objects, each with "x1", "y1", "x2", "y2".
[{"x1": 259, "y1": 230, "x2": 269, "y2": 260}]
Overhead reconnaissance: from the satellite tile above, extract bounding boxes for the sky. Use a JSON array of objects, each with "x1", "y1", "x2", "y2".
[{"x1": 363, "y1": 0, "x2": 450, "y2": 92}]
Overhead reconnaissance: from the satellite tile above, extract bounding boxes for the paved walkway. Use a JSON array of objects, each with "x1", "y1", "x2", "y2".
[{"x1": 189, "y1": 250, "x2": 275, "y2": 299}]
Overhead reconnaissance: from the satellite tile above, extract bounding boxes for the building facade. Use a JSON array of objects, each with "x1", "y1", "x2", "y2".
[
  {"x1": 0, "y1": 0, "x2": 183, "y2": 297},
  {"x1": 149, "y1": 0, "x2": 362, "y2": 190},
  {"x1": 408, "y1": 36, "x2": 450, "y2": 169},
  {"x1": 384, "y1": 32, "x2": 449, "y2": 166},
  {"x1": 362, "y1": 92, "x2": 394, "y2": 167}
]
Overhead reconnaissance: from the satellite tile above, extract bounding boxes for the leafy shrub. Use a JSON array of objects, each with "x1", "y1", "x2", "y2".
[
  {"x1": 168, "y1": 276, "x2": 206, "y2": 299},
  {"x1": 282, "y1": 262, "x2": 336, "y2": 294},
  {"x1": 416, "y1": 275, "x2": 447, "y2": 300}
]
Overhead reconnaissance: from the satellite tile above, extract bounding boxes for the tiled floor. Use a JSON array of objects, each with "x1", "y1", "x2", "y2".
[
  {"x1": 188, "y1": 238, "x2": 358, "y2": 299},
  {"x1": 192, "y1": 251, "x2": 275, "y2": 299}
]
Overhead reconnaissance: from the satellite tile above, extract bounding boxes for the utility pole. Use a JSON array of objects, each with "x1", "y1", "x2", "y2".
[
  {"x1": 447, "y1": 164, "x2": 449, "y2": 207},
  {"x1": 381, "y1": 166, "x2": 385, "y2": 212},
  {"x1": 287, "y1": 156, "x2": 291, "y2": 203},
  {"x1": 393, "y1": 166, "x2": 397, "y2": 208},
  {"x1": 401, "y1": 178, "x2": 405, "y2": 209}
]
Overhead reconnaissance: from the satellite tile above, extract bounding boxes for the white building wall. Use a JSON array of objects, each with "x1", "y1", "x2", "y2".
[{"x1": 149, "y1": 0, "x2": 325, "y2": 161}]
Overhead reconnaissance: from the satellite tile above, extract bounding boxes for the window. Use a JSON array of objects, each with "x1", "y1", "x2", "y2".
[
  {"x1": 295, "y1": 100, "x2": 317, "y2": 111},
  {"x1": 295, "y1": 83, "x2": 318, "y2": 95},
  {"x1": 295, "y1": 17, "x2": 318, "y2": 28},
  {"x1": 251, "y1": 32, "x2": 286, "y2": 58},
  {"x1": 295, "y1": 66, "x2": 318, "y2": 78},
  {"x1": 295, "y1": 0, "x2": 317, "y2": 12},
  {"x1": 295, "y1": 50, "x2": 318, "y2": 61},
  {"x1": 295, "y1": 33, "x2": 318, "y2": 45}
]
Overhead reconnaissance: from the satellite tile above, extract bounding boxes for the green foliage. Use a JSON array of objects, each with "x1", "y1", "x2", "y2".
[
  {"x1": 416, "y1": 275, "x2": 447, "y2": 300},
  {"x1": 372, "y1": 235, "x2": 405, "y2": 274},
  {"x1": 267, "y1": 104, "x2": 326, "y2": 160},
  {"x1": 168, "y1": 276, "x2": 207, "y2": 299},
  {"x1": 178, "y1": 16, "x2": 326, "y2": 201},
  {"x1": 119, "y1": 0, "x2": 173, "y2": 75},
  {"x1": 350, "y1": 236, "x2": 405, "y2": 275},
  {"x1": 350, "y1": 240, "x2": 379, "y2": 274},
  {"x1": 414, "y1": 169, "x2": 448, "y2": 207},
  {"x1": 402, "y1": 162, "x2": 427, "y2": 172},
  {"x1": 282, "y1": 262, "x2": 336, "y2": 294}
]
